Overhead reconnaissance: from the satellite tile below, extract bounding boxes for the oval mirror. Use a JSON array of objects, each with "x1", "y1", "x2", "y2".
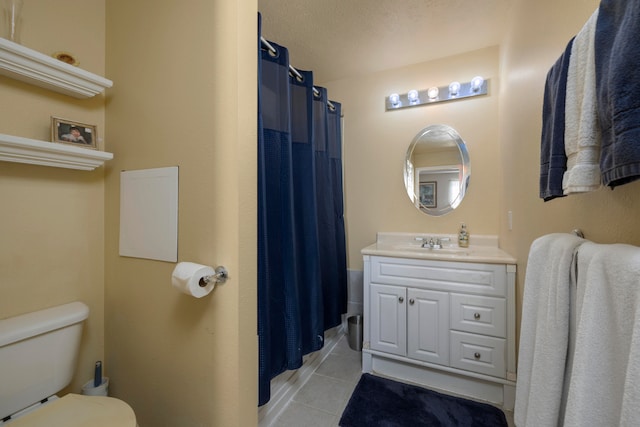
[{"x1": 404, "y1": 124, "x2": 471, "y2": 216}]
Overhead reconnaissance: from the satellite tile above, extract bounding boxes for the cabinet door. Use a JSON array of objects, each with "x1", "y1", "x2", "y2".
[
  {"x1": 370, "y1": 283, "x2": 406, "y2": 356},
  {"x1": 407, "y1": 288, "x2": 450, "y2": 365}
]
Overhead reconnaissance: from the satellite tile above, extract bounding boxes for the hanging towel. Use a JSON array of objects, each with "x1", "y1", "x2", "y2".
[
  {"x1": 563, "y1": 242, "x2": 640, "y2": 426},
  {"x1": 540, "y1": 39, "x2": 575, "y2": 201},
  {"x1": 562, "y1": 9, "x2": 602, "y2": 195},
  {"x1": 514, "y1": 233, "x2": 584, "y2": 427},
  {"x1": 595, "y1": 0, "x2": 640, "y2": 188}
]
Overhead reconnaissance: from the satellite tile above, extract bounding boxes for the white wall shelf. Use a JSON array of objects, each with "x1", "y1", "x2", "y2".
[
  {"x1": 0, "y1": 38, "x2": 112, "y2": 98},
  {"x1": 0, "y1": 133, "x2": 113, "y2": 170}
]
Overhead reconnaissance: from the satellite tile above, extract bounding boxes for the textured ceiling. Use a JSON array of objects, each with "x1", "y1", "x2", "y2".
[{"x1": 259, "y1": 0, "x2": 511, "y2": 83}]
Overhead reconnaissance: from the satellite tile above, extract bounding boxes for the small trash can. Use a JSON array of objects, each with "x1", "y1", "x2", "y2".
[
  {"x1": 347, "y1": 315, "x2": 363, "y2": 351},
  {"x1": 81, "y1": 377, "x2": 109, "y2": 396}
]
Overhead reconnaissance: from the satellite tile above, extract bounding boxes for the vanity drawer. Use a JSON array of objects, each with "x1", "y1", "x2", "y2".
[
  {"x1": 450, "y1": 293, "x2": 506, "y2": 338},
  {"x1": 370, "y1": 256, "x2": 507, "y2": 296},
  {"x1": 450, "y1": 331, "x2": 505, "y2": 378}
]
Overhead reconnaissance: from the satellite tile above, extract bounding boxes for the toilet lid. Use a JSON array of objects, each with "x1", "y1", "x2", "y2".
[{"x1": 7, "y1": 394, "x2": 136, "y2": 427}]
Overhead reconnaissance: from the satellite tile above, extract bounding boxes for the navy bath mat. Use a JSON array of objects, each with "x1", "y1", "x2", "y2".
[{"x1": 339, "y1": 374, "x2": 508, "y2": 427}]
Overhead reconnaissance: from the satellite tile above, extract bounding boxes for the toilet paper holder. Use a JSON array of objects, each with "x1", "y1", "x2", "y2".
[{"x1": 199, "y1": 266, "x2": 229, "y2": 287}]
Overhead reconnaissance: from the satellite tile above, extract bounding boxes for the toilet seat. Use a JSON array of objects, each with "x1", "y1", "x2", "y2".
[{"x1": 6, "y1": 394, "x2": 136, "y2": 427}]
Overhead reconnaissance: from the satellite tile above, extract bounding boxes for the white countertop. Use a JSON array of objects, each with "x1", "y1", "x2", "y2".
[{"x1": 361, "y1": 232, "x2": 517, "y2": 265}]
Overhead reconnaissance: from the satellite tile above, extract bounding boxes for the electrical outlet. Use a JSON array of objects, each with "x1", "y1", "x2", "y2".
[{"x1": 507, "y1": 211, "x2": 513, "y2": 231}]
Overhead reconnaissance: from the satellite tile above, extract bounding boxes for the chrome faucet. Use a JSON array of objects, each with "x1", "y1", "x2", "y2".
[
  {"x1": 415, "y1": 237, "x2": 433, "y2": 248},
  {"x1": 436, "y1": 237, "x2": 450, "y2": 248},
  {"x1": 415, "y1": 236, "x2": 450, "y2": 249}
]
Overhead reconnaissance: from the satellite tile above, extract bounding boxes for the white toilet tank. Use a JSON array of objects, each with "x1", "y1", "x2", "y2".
[{"x1": 0, "y1": 302, "x2": 89, "y2": 420}]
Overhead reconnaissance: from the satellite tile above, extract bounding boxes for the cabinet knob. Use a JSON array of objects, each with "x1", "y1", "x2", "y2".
[
  {"x1": 474, "y1": 352, "x2": 481, "y2": 359},
  {"x1": 398, "y1": 296, "x2": 404, "y2": 303},
  {"x1": 474, "y1": 312, "x2": 481, "y2": 320},
  {"x1": 409, "y1": 298, "x2": 415, "y2": 305}
]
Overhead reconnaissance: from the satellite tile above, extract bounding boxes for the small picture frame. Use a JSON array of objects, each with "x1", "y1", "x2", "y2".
[
  {"x1": 51, "y1": 117, "x2": 98, "y2": 149},
  {"x1": 419, "y1": 181, "x2": 437, "y2": 208}
]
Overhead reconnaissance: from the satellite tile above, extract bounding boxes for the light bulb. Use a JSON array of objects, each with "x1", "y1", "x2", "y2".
[
  {"x1": 471, "y1": 76, "x2": 484, "y2": 92},
  {"x1": 389, "y1": 93, "x2": 400, "y2": 107},
  {"x1": 408, "y1": 90, "x2": 419, "y2": 104},
  {"x1": 449, "y1": 81, "x2": 460, "y2": 96},
  {"x1": 427, "y1": 86, "x2": 439, "y2": 100}
]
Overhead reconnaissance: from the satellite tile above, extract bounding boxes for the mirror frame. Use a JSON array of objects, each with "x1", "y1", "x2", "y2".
[{"x1": 404, "y1": 124, "x2": 471, "y2": 216}]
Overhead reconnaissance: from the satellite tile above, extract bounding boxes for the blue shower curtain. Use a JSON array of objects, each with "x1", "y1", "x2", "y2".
[
  {"x1": 257, "y1": 18, "x2": 348, "y2": 406},
  {"x1": 313, "y1": 87, "x2": 348, "y2": 332}
]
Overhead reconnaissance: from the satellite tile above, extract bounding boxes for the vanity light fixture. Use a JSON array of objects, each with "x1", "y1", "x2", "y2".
[
  {"x1": 407, "y1": 89, "x2": 420, "y2": 104},
  {"x1": 389, "y1": 93, "x2": 401, "y2": 107},
  {"x1": 448, "y1": 81, "x2": 461, "y2": 97},
  {"x1": 471, "y1": 76, "x2": 485, "y2": 92},
  {"x1": 385, "y1": 76, "x2": 488, "y2": 111},
  {"x1": 427, "y1": 86, "x2": 439, "y2": 100}
]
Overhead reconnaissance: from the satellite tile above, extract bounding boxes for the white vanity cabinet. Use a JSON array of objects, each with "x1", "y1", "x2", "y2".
[{"x1": 362, "y1": 250, "x2": 517, "y2": 410}]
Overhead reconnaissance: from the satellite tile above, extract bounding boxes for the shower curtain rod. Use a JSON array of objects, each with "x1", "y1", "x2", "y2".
[{"x1": 260, "y1": 36, "x2": 336, "y2": 111}]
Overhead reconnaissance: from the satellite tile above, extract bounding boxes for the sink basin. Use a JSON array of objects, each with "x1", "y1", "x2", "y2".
[
  {"x1": 425, "y1": 247, "x2": 471, "y2": 255},
  {"x1": 392, "y1": 244, "x2": 471, "y2": 256}
]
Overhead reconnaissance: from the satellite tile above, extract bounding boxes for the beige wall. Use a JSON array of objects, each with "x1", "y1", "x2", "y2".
[
  {"x1": 104, "y1": 1, "x2": 257, "y2": 426},
  {"x1": 0, "y1": 0, "x2": 107, "y2": 395},
  {"x1": 325, "y1": 46, "x2": 502, "y2": 270}
]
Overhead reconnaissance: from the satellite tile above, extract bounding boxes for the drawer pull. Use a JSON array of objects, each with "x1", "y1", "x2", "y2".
[
  {"x1": 399, "y1": 296, "x2": 404, "y2": 303},
  {"x1": 409, "y1": 298, "x2": 415, "y2": 305},
  {"x1": 474, "y1": 352, "x2": 481, "y2": 359},
  {"x1": 474, "y1": 312, "x2": 481, "y2": 320}
]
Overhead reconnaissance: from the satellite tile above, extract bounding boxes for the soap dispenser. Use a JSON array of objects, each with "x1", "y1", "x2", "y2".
[{"x1": 458, "y1": 223, "x2": 469, "y2": 248}]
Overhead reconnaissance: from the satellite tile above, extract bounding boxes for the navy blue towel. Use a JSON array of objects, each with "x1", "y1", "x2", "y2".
[
  {"x1": 540, "y1": 38, "x2": 575, "y2": 201},
  {"x1": 595, "y1": 0, "x2": 640, "y2": 188}
]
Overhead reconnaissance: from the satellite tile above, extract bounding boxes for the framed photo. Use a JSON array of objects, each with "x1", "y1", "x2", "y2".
[
  {"x1": 419, "y1": 181, "x2": 437, "y2": 208},
  {"x1": 51, "y1": 117, "x2": 98, "y2": 149}
]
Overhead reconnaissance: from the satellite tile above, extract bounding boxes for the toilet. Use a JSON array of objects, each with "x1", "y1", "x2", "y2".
[{"x1": 0, "y1": 302, "x2": 136, "y2": 426}]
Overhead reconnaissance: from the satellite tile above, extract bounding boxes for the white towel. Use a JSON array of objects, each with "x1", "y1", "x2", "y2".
[
  {"x1": 563, "y1": 242, "x2": 640, "y2": 427},
  {"x1": 514, "y1": 233, "x2": 584, "y2": 427},
  {"x1": 563, "y1": 9, "x2": 602, "y2": 194}
]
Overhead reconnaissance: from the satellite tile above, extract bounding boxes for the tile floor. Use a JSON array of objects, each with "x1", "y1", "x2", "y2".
[
  {"x1": 269, "y1": 333, "x2": 515, "y2": 427},
  {"x1": 269, "y1": 334, "x2": 362, "y2": 427}
]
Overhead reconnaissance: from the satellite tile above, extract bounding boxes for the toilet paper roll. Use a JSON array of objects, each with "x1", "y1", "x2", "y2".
[{"x1": 171, "y1": 262, "x2": 216, "y2": 298}]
